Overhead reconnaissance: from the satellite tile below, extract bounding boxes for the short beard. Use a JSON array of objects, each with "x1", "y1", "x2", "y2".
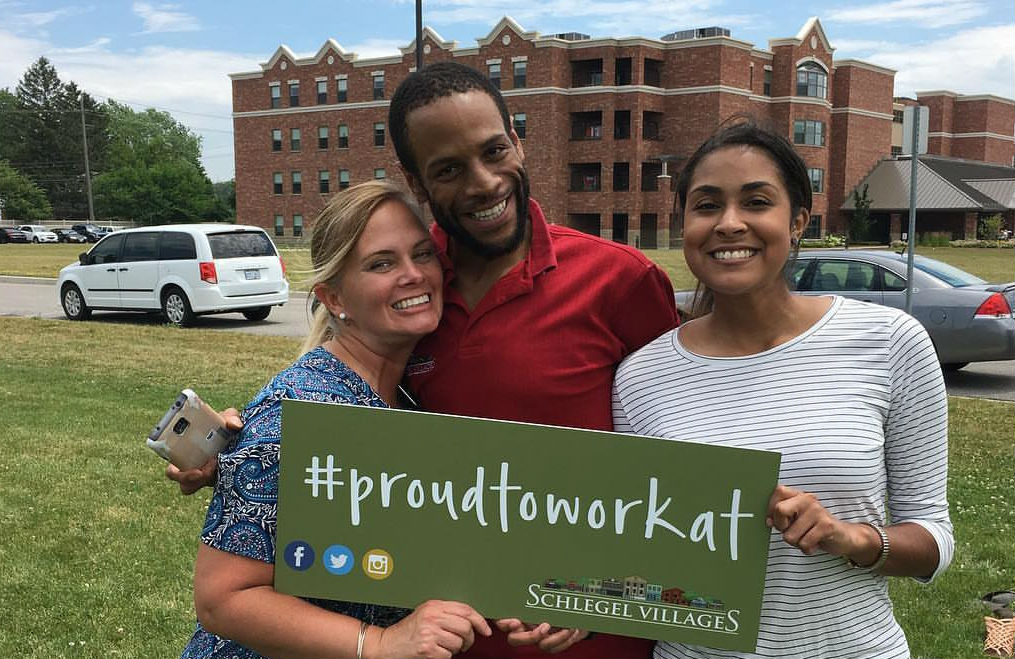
[{"x1": 428, "y1": 169, "x2": 530, "y2": 260}]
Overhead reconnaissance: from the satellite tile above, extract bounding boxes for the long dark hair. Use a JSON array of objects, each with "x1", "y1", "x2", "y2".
[{"x1": 675, "y1": 117, "x2": 812, "y2": 317}]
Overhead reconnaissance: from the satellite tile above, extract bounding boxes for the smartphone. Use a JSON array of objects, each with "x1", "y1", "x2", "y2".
[{"x1": 147, "y1": 389, "x2": 236, "y2": 470}]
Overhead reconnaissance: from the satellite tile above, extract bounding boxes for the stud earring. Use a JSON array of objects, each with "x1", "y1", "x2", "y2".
[{"x1": 338, "y1": 312, "x2": 348, "y2": 321}]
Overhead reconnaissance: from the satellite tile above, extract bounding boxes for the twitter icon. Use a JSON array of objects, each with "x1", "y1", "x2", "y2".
[{"x1": 322, "y1": 544, "x2": 355, "y2": 576}]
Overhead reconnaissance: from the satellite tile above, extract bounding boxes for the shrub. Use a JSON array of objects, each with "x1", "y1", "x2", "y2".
[
  {"x1": 949, "y1": 239, "x2": 1015, "y2": 248},
  {"x1": 801, "y1": 234, "x2": 845, "y2": 248}
]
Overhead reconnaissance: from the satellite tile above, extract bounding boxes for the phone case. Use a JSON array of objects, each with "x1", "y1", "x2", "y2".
[{"x1": 146, "y1": 389, "x2": 235, "y2": 470}]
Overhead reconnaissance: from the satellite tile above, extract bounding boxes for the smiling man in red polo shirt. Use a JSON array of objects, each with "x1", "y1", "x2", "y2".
[{"x1": 389, "y1": 62, "x2": 678, "y2": 658}]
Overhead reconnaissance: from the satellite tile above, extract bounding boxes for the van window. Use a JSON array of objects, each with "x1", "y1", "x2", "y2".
[
  {"x1": 90, "y1": 234, "x2": 124, "y2": 264},
  {"x1": 159, "y1": 232, "x2": 197, "y2": 260},
  {"x1": 207, "y1": 231, "x2": 277, "y2": 259},
  {"x1": 122, "y1": 232, "x2": 160, "y2": 262}
]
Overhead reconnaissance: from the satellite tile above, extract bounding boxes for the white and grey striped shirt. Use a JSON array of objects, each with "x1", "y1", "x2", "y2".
[{"x1": 612, "y1": 296, "x2": 953, "y2": 659}]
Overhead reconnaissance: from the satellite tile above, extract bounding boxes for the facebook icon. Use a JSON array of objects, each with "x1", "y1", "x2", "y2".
[{"x1": 283, "y1": 540, "x2": 315, "y2": 571}]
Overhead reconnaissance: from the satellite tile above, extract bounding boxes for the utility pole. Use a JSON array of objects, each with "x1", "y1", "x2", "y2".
[
  {"x1": 80, "y1": 95, "x2": 95, "y2": 222},
  {"x1": 415, "y1": 0, "x2": 423, "y2": 71},
  {"x1": 905, "y1": 106, "x2": 921, "y2": 315}
]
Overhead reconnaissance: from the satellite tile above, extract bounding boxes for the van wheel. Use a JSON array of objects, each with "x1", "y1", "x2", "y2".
[
  {"x1": 61, "y1": 284, "x2": 91, "y2": 320},
  {"x1": 162, "y1": 287, "x2": 195, "y2": 326},
  {"x1": 242, "y1": 306, "x2": 271, "y2": 321}
]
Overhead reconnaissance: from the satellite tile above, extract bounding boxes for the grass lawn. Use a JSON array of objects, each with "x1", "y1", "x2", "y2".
[
  {"x1": 2, "y1": 243, "x2": 1010, "y2": 294},
  {"x1": 0, "y1": 316, "x2": 1011, "y2": 658}
]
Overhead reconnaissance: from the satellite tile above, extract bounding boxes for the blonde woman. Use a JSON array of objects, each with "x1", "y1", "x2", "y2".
[{"x1": 182, "y1": 181, "x2": 490, "y2": 659}]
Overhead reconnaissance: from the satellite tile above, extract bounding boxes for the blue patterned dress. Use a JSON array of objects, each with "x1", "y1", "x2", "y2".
[{"x1": 182, "y1": 347, "x2": 411, "y2": 659}]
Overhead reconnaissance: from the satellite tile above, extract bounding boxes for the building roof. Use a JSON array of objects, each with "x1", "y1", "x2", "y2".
[{"x1": 842, "y1": 155, "x2": 1015, "y2": 211}]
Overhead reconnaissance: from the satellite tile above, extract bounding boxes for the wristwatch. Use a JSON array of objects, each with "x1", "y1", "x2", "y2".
[{"x1": 848, "y1": 522, "x2": 890, "y2": 571}]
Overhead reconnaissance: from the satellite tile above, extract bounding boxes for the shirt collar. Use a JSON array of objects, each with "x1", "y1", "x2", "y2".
[{"x1": 430, "y1": 198, "x2": 558, "y2": 280}]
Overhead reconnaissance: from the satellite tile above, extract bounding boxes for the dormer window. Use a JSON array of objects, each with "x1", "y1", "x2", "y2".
[{"x1": 796, "y1": 61, "x2": 827, "y2": 99}]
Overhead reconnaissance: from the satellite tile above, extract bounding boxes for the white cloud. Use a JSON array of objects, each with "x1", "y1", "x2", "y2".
[
  {"x1": 847, "y1": 25, "x2": 1015, "y2": 99},
  {"x1": 343, "y1": 38, "x2": 406, "y2": 59},
  {"x1": 826, "y1": 0, "x2": 986, "y2": 29},
  {"x1": 132, "y1": 2, "x2": 200, "y2": 34}
]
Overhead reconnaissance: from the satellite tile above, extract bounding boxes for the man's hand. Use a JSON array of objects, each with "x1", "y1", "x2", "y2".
[
  {"x1": 164, "y1": 407, "x2": 243, "y2": 495},
  {"x1": 494, "y1": 619, "x2": 588, "y2": 654}
]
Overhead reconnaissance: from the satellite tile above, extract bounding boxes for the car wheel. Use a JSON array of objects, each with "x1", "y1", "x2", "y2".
[
  {"x1": 32, "y1": 237, "x2": 39, "y2": 243},
  {"x1": 241, "y1": 306, "x2": 271, "y2": 322},
  {"x1": 61, "y1": 284, "x2": 91, "y2": 320},
  {"x1": 942, "y1": 362, "x2": 969, "y2": 372},
  {"x1": 162, "y1": 287, "x2": 195, "y2": 326}
]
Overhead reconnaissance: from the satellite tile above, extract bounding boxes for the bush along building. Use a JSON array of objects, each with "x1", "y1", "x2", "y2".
[{"x1": 230, "y1": 16, "x2": 1011, "y2": 244}]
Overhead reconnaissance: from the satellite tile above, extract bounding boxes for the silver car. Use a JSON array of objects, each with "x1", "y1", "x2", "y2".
[{"x1": 676, "y1": 249, "x2": 1015, "y2": 370}]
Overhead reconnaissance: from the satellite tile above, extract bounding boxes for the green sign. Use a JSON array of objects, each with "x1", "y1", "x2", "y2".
[{"x1": 275, "y1": 400, "x2": 781, "y2": 652}]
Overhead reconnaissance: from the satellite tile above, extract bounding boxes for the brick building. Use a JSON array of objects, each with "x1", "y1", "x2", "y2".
[
  {"x1": 230, "y1": 16, "x2": 900, "y2": 243},
  {"x1": 892, "y1": 93, "x2": 1015, "y2": 166}
]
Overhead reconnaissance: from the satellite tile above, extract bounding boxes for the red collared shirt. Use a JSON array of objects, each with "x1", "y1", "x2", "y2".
[{"x1": 407, "y1": 198, "x2": 677, "y2": 432}]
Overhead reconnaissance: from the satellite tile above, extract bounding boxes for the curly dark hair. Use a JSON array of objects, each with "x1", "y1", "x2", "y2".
[{"x1": 388, "y1": 61, "x2": 513, "y2": 180}]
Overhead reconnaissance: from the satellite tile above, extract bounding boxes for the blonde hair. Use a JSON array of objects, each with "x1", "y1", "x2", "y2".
[{"x1": 300, "y1": 180, "x2": 427, "y2": 355}]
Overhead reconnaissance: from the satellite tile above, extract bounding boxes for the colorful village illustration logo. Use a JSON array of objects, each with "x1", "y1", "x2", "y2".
[{"x1": 524, "y1": 575, "x2": 742, "y2": 635}]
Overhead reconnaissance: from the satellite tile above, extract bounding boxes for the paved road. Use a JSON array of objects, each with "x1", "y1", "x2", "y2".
[{"x1": 3, "y1": 277, "x2": 1013, "y2": 401}]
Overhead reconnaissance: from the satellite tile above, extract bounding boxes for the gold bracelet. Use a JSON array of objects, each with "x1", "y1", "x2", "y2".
[{"x1": 356, "y1": 621, "x2": 368, "y2": 659}]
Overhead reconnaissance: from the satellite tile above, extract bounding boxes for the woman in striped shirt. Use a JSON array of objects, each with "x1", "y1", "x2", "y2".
[{"x1": 612, "y1": 120, "x2": 952, "y2": 659}]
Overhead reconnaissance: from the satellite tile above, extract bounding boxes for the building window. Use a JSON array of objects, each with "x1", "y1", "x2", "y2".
[
  {"x1": 317, "y1": 80, "x2": 328, "y2": 104},
  {"x1": 319, "y1": 170, "x2": 330, "y2": 193},
  {"x1": 488, "y1": 61, "x2": 501, "y2": 89},
  {"x1": 270, "y1": 84, "x2": 281, "y2": 109},
  {"x1": 513, "y1": 113, "x2": 526, "y2": 139},
  {"x1": 616, "y1": 58, "x2": 632, "y2": 86},
  {"x1": 273, "y1": 172, "x2": 283, "y2": 195},
  {"x1": 763, "y1": 69, "x2": 772, "y2": 96},
  {"x1": 339, "y1": 169, "x2": 350, "y2": 189},
  {"x1": 795, "y1": 61, "x2": 827, "y2": 99},
  {"x1": 290, "y1": 128, "x2": 301, "y2": 151},
  {"x1": 291, "y1": 171, "x2": 302, "y2": 195},
  {"x1": 337, "y1": 77, "x2": 348, "y2": 103},
  {"x1": 793, "y1": 119, "x2": 825, "y2": 146},
  {"x1": 571, "y1": 111, "x2": 603, "y2": 140},
  {"x1": 271, "y1": 128, "x2": 282, "y2": 151},
  {"x1": 374, "y1": 168, "x2": 386, "y2": 180},
  {"x1": 641, "y1": 161, "x2": 662, "y2": 191},
  {"x1": 274, "y1": 214, "x2": 284, "y2": 236},
  {"x1": 643, "y1": 111, "x2": 662, "y2": 140},
  {"x1": 513, "y1": 60, "x2": 527, "y2": 88},
  {"x1": 338, "y1": 124, "x2": 349, "y2": 149},
  {"x1": 569, "y1": 163, "x2": 601, "y2": 192},
  {"x1": 373, "y1": 72, "x2": 385, "y2": 100},
  {"x1": 808, "y1": 168, "x2": 824, "y2": 193},
  {"x1": 571, "y1": 59, "x2": 603, "y2": 87},
  {"x1": 893, "y1": 109, "x2": 905, "y2": 123},
  {"x1": 293, "y1": 214, "x2": 303, "y2": 238},
  {"x1": 613, "y1": 162, "x2": 630, "y2": 191},
  {"x1": 288, "y1": 81, "x2": 299, "y2": 107},
  {"x1": 644, "y1": 58, "x2": 663, "y2": 87},
  {"x1": 891, "y1": 145, "x2": 903, "y2": 156},
  {"x1": 373, "y1": 122, "x2": 385, "y2": 147},
  {"x1": 318, "y1": 126, "x2": 329, "y2": 149},
  {"x1": 614, "y1": 110, "x2": 631, "y2": 139},
  {"x1": 803, "y1": 214, "x2": 822, "y2": 239}
]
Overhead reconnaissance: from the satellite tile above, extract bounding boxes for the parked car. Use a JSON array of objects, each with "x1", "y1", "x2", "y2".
[
  {"x1": 69, "y1": 223, "x2": 109, "y2": 242},
  {"x1": 17, "y1": 225, "x2": 58, "y2": 243},
  {"x1": 52, "y1": 228, "x2": 89, "y2": 243},
  {"x1": 58, "y1": 224, "x2": 289, "y2": 326},
  {"x1": 0, "y1": 227, "x2": 29, "y2": 243},
  {"x1": 675, "y1": 249, "x2": 1015, "y2": 370}
]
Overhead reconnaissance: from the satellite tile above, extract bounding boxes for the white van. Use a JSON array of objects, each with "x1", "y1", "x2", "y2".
[{"x1": 57, "y1": 224, "x2": 289, "y2": 326}]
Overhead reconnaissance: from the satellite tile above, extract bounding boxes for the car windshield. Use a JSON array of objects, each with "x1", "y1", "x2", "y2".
[
  {"x1": 886, "y1": 253, "x2": 986, "y2": 287},
  {"x1": 207, "y1": 231, "x2": 277, "y2": 259}
]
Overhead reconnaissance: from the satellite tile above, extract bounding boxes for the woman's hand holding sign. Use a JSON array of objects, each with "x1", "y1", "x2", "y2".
[
  {"x1": 766, "y1": 485, "x2": 881, "y2": 566},
  {"x1": 369, "y1": 600, "x2": 491, "y2": 658}
]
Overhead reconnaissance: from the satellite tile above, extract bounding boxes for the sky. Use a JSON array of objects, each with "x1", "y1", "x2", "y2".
[{"x1": 1, "y1": 0, "x2": 1013, "y2": 182}]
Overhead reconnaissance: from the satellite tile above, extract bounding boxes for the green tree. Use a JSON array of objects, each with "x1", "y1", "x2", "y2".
[
  {"x1": 849, "y1": 184, "x2": 872, "y2": 246},
  {"x1": 0, "y1": 57, "x2": 108, "y2": 219},
  {"x1": 212, "y1": 179, "x2": 236, "y2": 219},
  {"x1": 93, "y1": 102, "x2": 223, "y2": 224},
  {"x1": 0, "y1": 160, "x2": 53, "y2": 222},
  {"x1": 978, "y1": 214, "x2": 1003, "y2": 242}
]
